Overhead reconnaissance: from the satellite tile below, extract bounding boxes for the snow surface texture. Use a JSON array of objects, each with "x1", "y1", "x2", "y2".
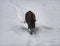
[{"x1": 0, "y1": 0, "x2": 60, "y2": 46}]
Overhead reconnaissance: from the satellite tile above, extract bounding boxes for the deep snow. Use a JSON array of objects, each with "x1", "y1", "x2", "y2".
[{"x1": 0, "y1": 0, "x2": 60, "y2": 46}]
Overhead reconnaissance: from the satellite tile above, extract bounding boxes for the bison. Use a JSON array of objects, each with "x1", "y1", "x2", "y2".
[{"x1": 25, "y1": 11, "x2": 36, "y2": 34}]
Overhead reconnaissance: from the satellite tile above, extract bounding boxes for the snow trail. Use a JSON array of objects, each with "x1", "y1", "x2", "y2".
[{"x1": 9, "y1": 0, "x2": 25, "y2": 24}]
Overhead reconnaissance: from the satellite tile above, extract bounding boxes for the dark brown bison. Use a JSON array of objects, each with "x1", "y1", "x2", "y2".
[{"x1": 25, "y1": 11, "x2": 36, "y2": 34}]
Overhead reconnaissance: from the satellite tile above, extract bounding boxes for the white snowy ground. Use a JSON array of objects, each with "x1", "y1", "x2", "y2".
[{"x1": 0, "y1": 0, "x2": 60, "y2": 46}]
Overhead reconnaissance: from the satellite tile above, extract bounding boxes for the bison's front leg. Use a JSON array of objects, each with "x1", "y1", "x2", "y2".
[
  {"x1": 28, "y1": 24, "x2": 34, "y2": 35},
  {"x1": 30, "y1": 21, "x2": 35, "y2": 35},
  {"x1": 27, "y1": 22, "x2": 35, "y2": 35},
  {"x1": 28, "y1": 24, "x2": 32, "y2": 29},
  {"x1": 27, "y1": 23, "x2": 33, "y2": 35}
]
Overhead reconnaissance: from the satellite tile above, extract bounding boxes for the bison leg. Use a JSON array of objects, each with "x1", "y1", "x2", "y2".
[
  {"x1": 32, "y1": 23, "x2": 35, "y2": 29},
  {"x1": 31, "y1": 22, "x2": 35, "y2": 29},
  {"x1": 27, "y1": 22, "x2": 35, "y2": 35},
  {"x1": 28, "y1": 24, "x2": 32, "y2": 29},
  {"x1": 30, "y1": 22, "x2": 35, "y2": 35}
]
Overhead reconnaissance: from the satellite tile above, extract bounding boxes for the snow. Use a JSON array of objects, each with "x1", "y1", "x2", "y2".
[{"x1": 0, "y1": 0, "x2": 60, "y2": 46}]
